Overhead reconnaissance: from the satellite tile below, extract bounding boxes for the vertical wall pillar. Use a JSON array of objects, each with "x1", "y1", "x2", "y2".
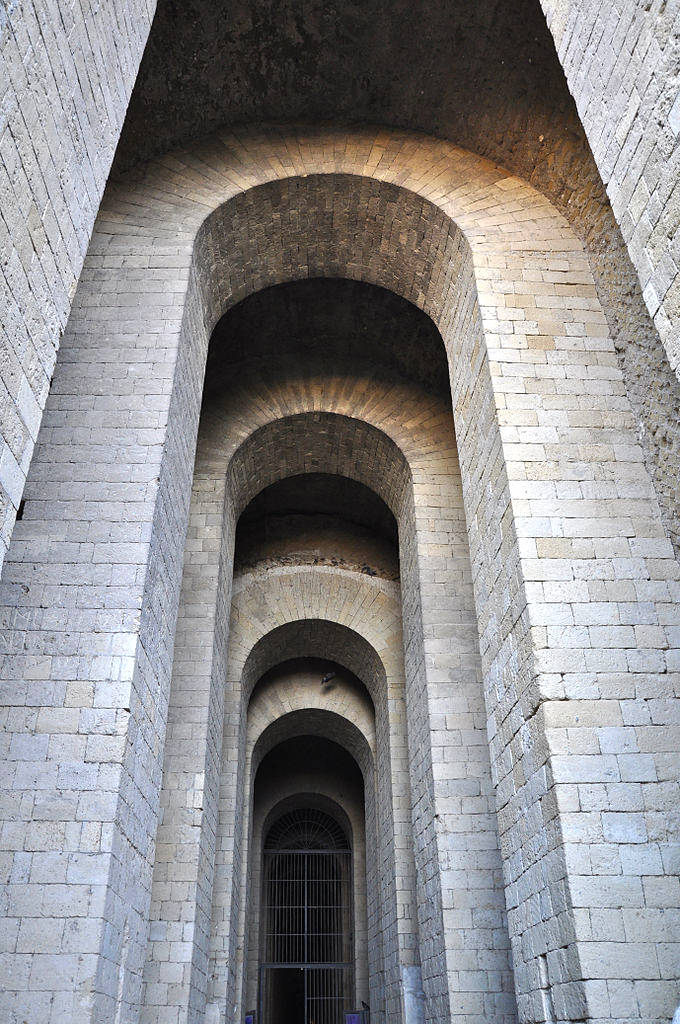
[
  {"x1": 0, "y1": 1, "x2": 156, "y2": 570},
  {"x1": 140, "y1": 464, "x2": 234, "y2": 1024},
  {"x1": 0, "y1": 235, "x2": 204, "y2": 1022},
  {"x1": 400, "y1": 464, "x2": 517, "y2": 1024},
  {"x1": 540, "y1": 0, "x2": 680, "y2": 378},
  {"x1": 450, "y1": 233, "x2": 680, "y2": 1024}
]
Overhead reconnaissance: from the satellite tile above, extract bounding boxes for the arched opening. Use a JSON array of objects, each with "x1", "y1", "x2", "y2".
[
  {"x1": 259, "y1": 801, "x2": 353, "y2": 1024},
  {"x1": 2, "y1": 116, "x2": 676, "y2": 1024},
  {"x1": 164, "y1": 264, "x2": 509, "y2": 1024},
  {"x1": 218, "y1": 424, "x2": 418, "y2": 1022},
  {"x1": 238, "y1": 656, "x2": 379, "y2": 1018},
  {"x1": 247, "y1": 715, "x2": 371, "y2": 1024},
  {"x1": 197, "y1": 273, "x2": 470, "y2": 1022}
]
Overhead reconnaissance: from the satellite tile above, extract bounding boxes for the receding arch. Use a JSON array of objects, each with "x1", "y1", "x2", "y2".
[
  {"x1": 260, "y1": 795, "x2": 356, "y2": 859},
  {"x1": 207, "y1": 277, "x2": 451, "y2": 402},
  {"x1": 146, "y1": 320, "x2": 508, "y2": 1024},
  {"x1": 212, "y1": 597, "x2": 416, "y2": 1024},
  {"x1": 249, "y1": 740, "x2": 369, "y2": 1022},
  {"x1": 225, "y1": 411, "x2": 413, "y2": 524},
  {"x1": 253, "y1": 709, "x2": 373, "y2": 779},
  {"x1": 240, "y1": 672, "x2": 381, "y2": 1019},
  {"x1": 156, "y1": 354, "x2": 506, "y2": 1024},
  {"x1": 194, "y1": 173, "x2": 474, "y2": 344},
  {"x1": 4, "y1": 126, "x2": 661, "y2": 1024},
  {"x1": 240, "y1": 620, "x2": 389, "y2": 707}
]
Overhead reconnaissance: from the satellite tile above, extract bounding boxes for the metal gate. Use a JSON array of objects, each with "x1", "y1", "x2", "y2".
[{"x1": 259, "y1": 810, "x2": 353, "y2": 1024}]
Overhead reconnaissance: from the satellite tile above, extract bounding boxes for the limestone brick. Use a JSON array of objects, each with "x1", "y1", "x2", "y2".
[
  {"x1": 0, "y1": 126, "x2": 677, "y2": 1024},
  {"x1": 541, "y1": 0, "x2": 680, "y2": 376},
  {"x1": 0, "y1": 0, "x2": 156, "y2": 570}
]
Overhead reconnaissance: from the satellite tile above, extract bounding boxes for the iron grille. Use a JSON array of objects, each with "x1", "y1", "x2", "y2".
[
  {"x1": 264, "y1": 808, "x2": 349, "y2": 853},
  {"x1": 260, "y1": 810, "x2": 353, "y2": 1024}
]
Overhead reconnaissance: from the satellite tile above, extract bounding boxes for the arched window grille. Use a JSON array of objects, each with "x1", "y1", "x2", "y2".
[{"x1": 260, "y1": 808, "x2": 353, "y2": 1024}]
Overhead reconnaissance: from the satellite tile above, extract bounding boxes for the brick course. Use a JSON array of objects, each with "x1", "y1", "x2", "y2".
[
  {"x1": 541, "y1": 0, "x2": 680, "y2": 375},
  {"x1": 0, "y1": 0, "x2": 156, "y2": 567},
  {"x1": 0, "y1": 126, "x2": 677, "y2": 1024}
]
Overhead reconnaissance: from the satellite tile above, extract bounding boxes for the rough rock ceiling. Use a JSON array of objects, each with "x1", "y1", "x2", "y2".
[
  {"x1": 235, "y1": 472, "x2": 400, "y2": 579},
  {"x1": 256, "y1": 732, "x2": 364, "y2": 789},
  {"x1": 114, "y1": 0, "x2": 597, "y2": 216}
]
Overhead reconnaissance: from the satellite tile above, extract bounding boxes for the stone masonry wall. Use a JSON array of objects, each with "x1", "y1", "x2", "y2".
[
  {"x1": 541, "y1": 0, "x2": 680, "y2": 376},
  {"x1": 245, "y1": 757, "x2": 369, "y2": 1014},
  {"x1": 0, "y1": 128, "x2": 678, "y2": 1024},
  {"x1": 0, "y1": 0, "x2": 156, "y2": 569}
]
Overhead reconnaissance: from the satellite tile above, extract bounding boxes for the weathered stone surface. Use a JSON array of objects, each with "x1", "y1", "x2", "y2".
[
  {"x1": 542, "y1": 0, "x2": 680, "y2": 375},
  {"x1": 0, "y1": 0, "x2": 156, "y2": 567},
  {"x1": 0, "y1": 126, "x2": 677, "y2": 1024}
]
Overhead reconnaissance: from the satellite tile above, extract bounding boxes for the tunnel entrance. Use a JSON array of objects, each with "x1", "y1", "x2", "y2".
[{"x1": 260, "y1": 808, "x2": 353, "y2": 1024}]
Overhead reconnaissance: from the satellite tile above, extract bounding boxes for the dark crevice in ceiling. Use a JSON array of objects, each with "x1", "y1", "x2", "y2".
[
  {"x1": 238, "y1": 474, "x2": 397, "y2": 546},
  {"x1": 235, "y1": 474, "x2": 400, "y2": 579}
]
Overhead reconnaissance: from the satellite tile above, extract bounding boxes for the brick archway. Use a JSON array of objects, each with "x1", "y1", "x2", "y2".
[{"x1": 1, "y1": 128, "x2": 676, "y2": 1024}]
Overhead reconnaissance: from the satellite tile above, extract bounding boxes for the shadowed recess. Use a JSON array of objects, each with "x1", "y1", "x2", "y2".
[
  {"x1": 205, "y1": 277, "x2": 450, "y2": 398},
  {"x1": 235, "y1": 474, "x2": 399, "y2": 579}
]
